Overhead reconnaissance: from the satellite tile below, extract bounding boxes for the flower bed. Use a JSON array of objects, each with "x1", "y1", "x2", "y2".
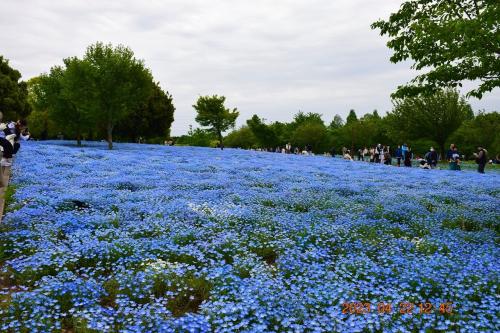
[{"x1": 1, "y1": 141, "x2": 499, "y2": 332}]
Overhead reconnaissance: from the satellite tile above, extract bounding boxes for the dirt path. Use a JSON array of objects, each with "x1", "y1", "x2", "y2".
[{"x1": 0, "y1": 166, "x2": 11, "y2": 222}]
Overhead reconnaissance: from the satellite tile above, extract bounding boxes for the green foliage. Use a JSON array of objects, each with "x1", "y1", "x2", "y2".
[
  {"x1": 246, "y1": 115, "x2": 279, "y2": 148},
  {"x1": 346, "y1": 109, "x2": 358, "y2": 124},
  {"x1": 328, "y1": 114, "x2": 344, "y2": 130},
  {"x1": 28, "y1": 43, "x2": 172, "y2": 148},
  {"x1": 193, "y1": 95, "x2": 239, "y2": 144},
  {"x1": 224, "y1": 126, "x2": 257, "y2": 148},
  {"x1": 372, "y1": 0, "x2": 500, "y2": 99},
  {"x1": 115, "y1": 82, "x2": 175, "y2": 142},
  {"x1": 291, "y1": 111, "x2": 324, "y2": 128},
  {"x1": 175, "y1": 126, "x2": 216, "y2": 147},
  {"x1": 83, "y1": 42, "x2": 154, "y2": 149},
  {"x1": 0, "y1": 55, "x2": 31, "y2": 120},
  {"x1": 29, "y1": 59, "x2": 94, "y2": 145},
  {"x1": 291, "y1": 121, "x2": 329, "y2": 153},
  {"x1": 450, "y1": 111, "x2": 500, "y2": 158},
  {"x1": 3, "y1": 184, "x2": 21, "y2": 214},
  {"x1": 26, "y1": 109, "x2": 59, "y2": 140},
  {"x1": 387, "y1": 89, "x2": 473, "y2": 156}
]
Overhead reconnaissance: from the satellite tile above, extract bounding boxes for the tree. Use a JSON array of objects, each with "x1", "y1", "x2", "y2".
[
  {"x1": 329, "y1": 114, "x2": 344, "y2": 130},
  {"x1": 115, "y1": 82, "x2": 175, "y2": 142},
  {"x1": 175, "y1": 126, "x2": 216, "y2": 147},
  {"x1": 193, "y1": 95, "x2": 239, "y2": 144},
  {"x1": 291, "y1": 111, "x2": 324, "y2": 127},
  {"x1": 224, "y1": 126, "x2": 257, "y2": 149},
  {"x1": 28, "y1": 58, "x2": 94, "y2": 146},
  {"x1": 346, "y1": 109, "x2": 358, "y2": 124},
  {"x1": 291, "y1": 121, "x2": 329, "y2": 153},
  {"x1": 0, "y1": 55, "x2": 31, "y2": 120},
  {"x1": 343, "y1": 110, "x2": 360, "y2": 152},
  {"x1": 372, "y1": 0, "x2": 500, "y2": 99},
  {"x1": 84, "y1": 42, "x2": 153, "y2": 149},
  {"x1": 388, "y1": 89, "x2": 474, "y2": 156},
  {"x1": 450, "y1": 111, "x2": 500, "y2": 158},
  {"x1": 246, "y1": 115, "x2": 279, "y2": 148}
]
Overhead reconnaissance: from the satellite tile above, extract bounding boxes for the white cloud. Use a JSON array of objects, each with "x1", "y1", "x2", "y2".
[{"x1": 1, "y1": 0, "x2": 498, "y2": 135}]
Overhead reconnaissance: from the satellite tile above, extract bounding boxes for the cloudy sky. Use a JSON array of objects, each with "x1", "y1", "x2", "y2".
[{"x1": 1, "y1": 0, "x2": 498, "y2": 135}]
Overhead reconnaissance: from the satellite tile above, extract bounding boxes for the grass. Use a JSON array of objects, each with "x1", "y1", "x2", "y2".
[{"x1": 3, "y1": 184, "x2": 22, "y2": 214}]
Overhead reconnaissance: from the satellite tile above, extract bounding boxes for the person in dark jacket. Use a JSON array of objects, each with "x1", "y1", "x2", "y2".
[
  {"x1": 425, "y1": 147, "x2": 438, "y2": 168},
  {"x1": 474, "y1": 146, "x2": 487, "y2": 174},
  {"x1": 404, "y1": 148, "x2": 412, "y2": 167},
  {"x1": 447, "y1": 144, "x2": 458, "y2": 170},
  {"x1": 395, "y1": 145, "x2": 402, "y2": 167}
]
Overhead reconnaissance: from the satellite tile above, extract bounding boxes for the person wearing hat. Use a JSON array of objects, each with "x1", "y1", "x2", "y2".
[{"x1": 474, "y1": 146, "x2": 488, "y2": 174}]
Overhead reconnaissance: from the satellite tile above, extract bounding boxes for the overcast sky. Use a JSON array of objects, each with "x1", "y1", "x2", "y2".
[{"x1": 1, "y1": 0, "x2": 498, "y2": 135}]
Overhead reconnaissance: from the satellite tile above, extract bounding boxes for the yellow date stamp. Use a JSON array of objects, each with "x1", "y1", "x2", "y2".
[{"x1": 341, "y1": 302, "x2": 454, "y2": 315}]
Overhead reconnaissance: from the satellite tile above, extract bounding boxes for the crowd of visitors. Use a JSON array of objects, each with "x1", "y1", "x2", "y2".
[
  {"x1": 250, "y1": 142, "x2": 494, "y2": 174},
  {"x1": 0, "y1": 112, "x2": 30, "y2": 168}
]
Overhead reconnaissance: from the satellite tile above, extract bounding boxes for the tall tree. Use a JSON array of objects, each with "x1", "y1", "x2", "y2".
[
  {"x1": 450, "y1": 111, "x2": 500, "y2": 157},
  {"x1": 346, "y1": 109, "x2": 358, "y2": 124},
  {"x1": 193, "y1": 95, "x2": 239, "y2": 144},
  {"x1": 115, "y1": 82, "x2": 175, "y2": 142},
  {"x1": 246, "y1": 115, "x2": 279, "y2": 148},
  {"x1": 84, "y1": 42, "x2": 153, "y2": 149},
  {"x1": 388, "y1": 89, "x2": 474, "y2": 156},
  {"x1": 0, "y1": 55, "x2": 31, "y2": 120},
  {"x1": 291, "y1": 122, "x2": 329, "y2": 153},
  {"x1": 372, "y1": 0, "x2": 500, "y2": 99},
  {"x1": 224, "y1": 126, "x2": 257, "y2": 149},
  {"x1": 329, "y1": 114, "x2": 344, "y2": 130},
  {"x1": 29, "y1": 59, "x2": 93, "y2": 146}
]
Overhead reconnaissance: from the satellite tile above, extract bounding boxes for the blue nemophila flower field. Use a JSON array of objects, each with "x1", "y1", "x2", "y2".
[{"x1": 0, "y1": 141, "x2": 499, "y2": 333}]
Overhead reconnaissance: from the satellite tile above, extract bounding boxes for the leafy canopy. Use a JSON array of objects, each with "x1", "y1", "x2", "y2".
[
  {"x1": 372, "y1": 0, "x2": 500, "y2": 99},
  {"x1": 387, "y1": 89, "x2": 474, "y2": 155},
  {"x1": 193, "y1": 95, "x2": 239, "y2": 143},
  {"x1": 83, "y1": 42, "x2": 154, "y2": 149},
  {"x1": 0, "y1": 55, "x2": 31, "y2": 120}
]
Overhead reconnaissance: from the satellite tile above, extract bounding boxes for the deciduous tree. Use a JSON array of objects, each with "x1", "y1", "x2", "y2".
[
  {"x1": 0, "y1": 55, "x2": 31, "y2": 120},
  {"x1": 387, "y1": 89, "x2": 474, "y2": 156},
  {"x1": 84, "y1": 42, "x2": 153, "y2": 149},
  {"x1": 372, "y1": 0, "x2": 500, "y2": 99},
  {"x1": 193, "y1": 95, "x2": 238, "y2": 144}
]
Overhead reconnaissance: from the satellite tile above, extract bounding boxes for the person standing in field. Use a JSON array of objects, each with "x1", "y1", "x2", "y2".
[
  {"x1": 369, "y1": 147, "x2": 375, "y2": 162},
  {"x1": 404, "y1": 147, "x2": 412, "y2": 167},
  {"x1": 447, "y1": 144, "x2": 461, "y2": 170},
  {"x1": 362, "y1": 147, "x2": 368, "y2": 161},
  {"x1": 330, "y1": 147, "x2": 336, "y2": 158},
  {"x1": 395, "y1": 145, "x2": 402, "y2": 167},
  {"x1": 384, "y1": 146, "x2": 392, "y2": 165},
  {"x1": 474, "y1": 146, "x2": 488, "y2": 174},
  {"x1": 401, "y1": 143, "x2": 409, "y2": 162},
  {"x1": 306, "y1": 144, "x2": 312, "y2": 155},
  {"x1": 425, "y1": 147, "x2": 438, "y2": 169}
]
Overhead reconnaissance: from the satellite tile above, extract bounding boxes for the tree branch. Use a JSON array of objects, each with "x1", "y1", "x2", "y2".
[
  {"x1": 472, "y1": 0, "x2": 480, "y2": 17},
  {"x1": 454, "y1": 1, "x2": 473, "y2": 20}
]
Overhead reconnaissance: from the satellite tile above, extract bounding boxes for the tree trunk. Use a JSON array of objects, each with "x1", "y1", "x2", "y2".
[
  {"x1": 439, "y1": 142, "x2": 446, "y2": 162},
  {"x1": 107, "y1": 123, "x2": 113, "y2": 150},
  {"x1": 218, "y1": 131, "x2": 223, "y2": 146},
  {"x1": 76, "y1": 124, "x2": 82, "y2": 146}
]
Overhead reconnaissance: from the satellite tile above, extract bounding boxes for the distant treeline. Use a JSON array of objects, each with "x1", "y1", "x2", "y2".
[
  {"x1": 178, "y1": 90, "x2": 499, "y2": 159},
  {"x1": 1, "y1": 47, "x2": 498, "y2": 158}
]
